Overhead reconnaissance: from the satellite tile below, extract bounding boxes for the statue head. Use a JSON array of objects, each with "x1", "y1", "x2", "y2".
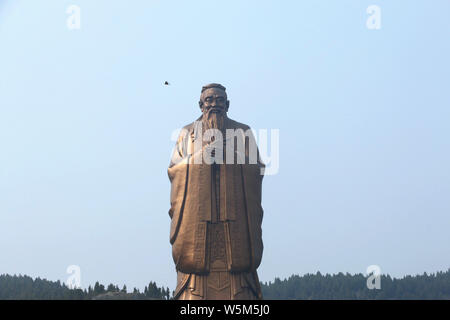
[
  {"x1": 199, "y1": 83, "x2": 229, "y2": 131},
  {"x1": 199, "y1": 83, "x2": 229, "y2": 113}
]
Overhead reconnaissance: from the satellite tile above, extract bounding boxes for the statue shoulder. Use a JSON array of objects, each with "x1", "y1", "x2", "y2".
[
  {"x1": 181, "y1": 121, "x2": 195, "y2": 131},
  {"x1": 226, "y1": 117, "x2": 251, "y2": 131},
  {"x1": 181, "y1": 116, "x2": 202, "y2": 133}
]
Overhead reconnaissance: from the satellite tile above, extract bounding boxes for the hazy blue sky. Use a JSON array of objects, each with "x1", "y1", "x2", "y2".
[{"x1": 0, "y1": 0, "x2": 449, "y2": 291}]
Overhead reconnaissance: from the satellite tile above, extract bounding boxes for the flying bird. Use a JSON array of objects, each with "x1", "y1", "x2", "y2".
[{"x1": 164, "y1": 81, "x2": 170, "y2": 86}]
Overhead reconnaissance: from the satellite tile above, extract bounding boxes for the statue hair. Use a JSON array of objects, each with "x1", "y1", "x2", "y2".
[{"x1": 201, "y1": 83, "x2": 226, "y2": 93}]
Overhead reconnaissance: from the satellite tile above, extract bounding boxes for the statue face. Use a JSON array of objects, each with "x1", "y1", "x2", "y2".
[{"x1": 200, "y1": 88, "x2": 229, "y2": 115}]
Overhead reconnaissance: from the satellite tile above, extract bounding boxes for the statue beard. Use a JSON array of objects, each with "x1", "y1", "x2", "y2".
[{"x1": 202, "y1": 108, "x2": 226, "y2": 133}]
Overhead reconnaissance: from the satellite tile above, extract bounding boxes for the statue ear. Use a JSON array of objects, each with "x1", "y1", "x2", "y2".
[
  {"x1": 199, "y1": 101, "x2": 203, "y2": 111},
  {"x1": 226, "y1": 100, "x2": 230, "y2": 112}
]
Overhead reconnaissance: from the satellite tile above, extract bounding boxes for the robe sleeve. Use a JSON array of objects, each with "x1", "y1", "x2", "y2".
[
  {"x1": 167, "y1": 124, "x2": 207, "y2": 243},
  {"x1": 242, "y1": 126, "x2": 265, "y2": 269},
  {"x1": 168, "y1": 127, "x2": 191, "y2": 221}
]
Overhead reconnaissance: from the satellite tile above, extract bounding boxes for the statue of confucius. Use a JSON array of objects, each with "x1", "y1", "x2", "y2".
[{"x1": 168, "y1": 83, "x2": 265, "y2": 300}]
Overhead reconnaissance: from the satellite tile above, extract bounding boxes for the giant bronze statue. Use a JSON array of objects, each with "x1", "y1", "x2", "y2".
[{"x1": 167, "y1": 83, "x2": 265, "y2": 300}]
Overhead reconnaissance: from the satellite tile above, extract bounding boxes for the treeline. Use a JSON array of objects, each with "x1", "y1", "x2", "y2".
[
  {"x1": 0, "y1": 274, "x2": 170, "y2": 300},
  {"x1": 261, "y1": 269, "x2": 450, "y2": 299},
  {"x1": 2, "y1": 270, "x2": 450, "y2": 299}
]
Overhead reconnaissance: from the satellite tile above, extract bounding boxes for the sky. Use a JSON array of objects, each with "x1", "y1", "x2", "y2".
[{"x1": 0, "y1": 0, "x2": 449, "y2": 291}]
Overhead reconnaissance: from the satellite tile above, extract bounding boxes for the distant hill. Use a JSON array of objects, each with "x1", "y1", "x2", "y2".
[
  {"x1": 261, "y1": 269, "x2": 450, "y2": 299},
  {"x1": 0, "y1": 274, "x2": 170, "y2": 300},
  {"x1": 1, "y1": 269, "x2": 449, "y2": 299}
]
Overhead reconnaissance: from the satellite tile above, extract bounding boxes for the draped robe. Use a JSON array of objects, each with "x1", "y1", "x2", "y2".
[{"x1": 167, "y1": 116, "x2": 265, "y2": 299}]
